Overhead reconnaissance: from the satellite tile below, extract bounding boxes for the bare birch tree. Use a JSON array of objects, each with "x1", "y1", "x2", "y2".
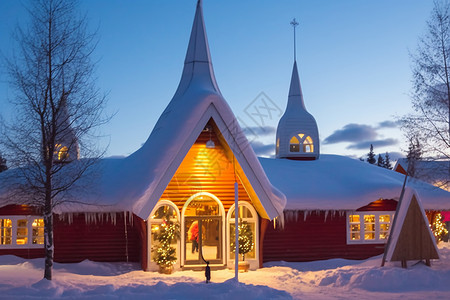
[
  {"x1": 401, "y1": 0, "x2": 450, "y2": 187},
  {"x1": 0, "y1": 0, "x2": 108, "y2": 280}
]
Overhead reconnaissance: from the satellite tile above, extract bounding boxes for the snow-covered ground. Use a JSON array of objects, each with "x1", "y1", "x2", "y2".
[{"x1": 1, "y1": 243, "x2": 450, "y2": 299}]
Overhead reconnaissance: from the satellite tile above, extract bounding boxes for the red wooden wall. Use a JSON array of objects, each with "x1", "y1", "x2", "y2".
[
  {"x1": 53, "y1": 213, "x2": 144, "y2": 263},
  {"x1": 263, "y1": 200, "x2": 398, "y2": 262},
  {"x1": 0, "y1": 205, "x2": 146, "y2": 264}
]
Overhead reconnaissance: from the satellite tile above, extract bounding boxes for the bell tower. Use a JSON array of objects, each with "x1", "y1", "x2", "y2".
[{"x1": 275, "y1": 19, "x2": 319, "y2": 160}]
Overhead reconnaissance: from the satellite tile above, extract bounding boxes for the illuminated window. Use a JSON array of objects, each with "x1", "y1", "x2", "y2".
[
  {"x1": 348, "y1": 215, "x2": 360, "y2": 240},
  {"x1": 364, "y1": 215, "x2": 375, "y2": 240},
  {"x1": 228, "y1": 202, "x2": 258, "y2": 261},
  {"x1": 379, "y1": 215, "x2": 390, "y2": 240},
  {"x1": 58, "y1": 146, "x2": 69, "y2": 160},
  {"x1": 32, "y1": 219, "x2": 44, "y2": 245},
  {"x1": 289, "y1": 136, "x2": 300, "y2": 152},
  {"x1": 303, "y1": 136, "x2": 314, "y2": 153},
  {"x1": 16, "y1": 219, "x2": 28, "y2": 245},
  {"x1": 347, "y1": 212, "x2": 394, "y2": 244},
  {"x1": 276, "y1": 138, "x2": 280, "y2": 155},
  {"x1": 149, "y1": 201, "x2": 179, "y2": 264},
  {"x1": 0, "y1": 216, "x2": 44, "y2": 248},
  {"x1": 289, "y1": 134, "x2": 314, "y2": 153},
  {"x1": 0, "y1": 219, "x2": 12, "y2": 245}
]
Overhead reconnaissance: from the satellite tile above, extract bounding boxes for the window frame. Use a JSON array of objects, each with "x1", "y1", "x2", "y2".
[
  {"x1": 289, "y1": 134, "x2": 314, "y2": 153},
  {"x1": 148, "y1": 200, "x2": 180, "y2": 269},
  {"x1": 346, "y1": 211, "x2": 394, "y2": 244},
  {"x1": 226, "y1": 201, "x2": 259, "y2": 268},
  {"x1": 0, "y1": 216, "x2": 44, "y2": 249}
]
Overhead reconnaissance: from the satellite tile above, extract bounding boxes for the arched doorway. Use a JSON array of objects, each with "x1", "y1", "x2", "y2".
[{"x1": 182, "y1": 192, "x2": 225, "y2": 266}]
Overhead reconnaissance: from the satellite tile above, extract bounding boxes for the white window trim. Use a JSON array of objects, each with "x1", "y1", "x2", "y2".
[
  {"x1": 181, "y1": 192, "x2": 226, "y2": 268},
  {"x1": 147, "y1": 200, "x2": 180, "y2": 272},
  {"x1": 346, "y1": 211, "x2": 394, "y2": 244},
  {"x1": 0, "y1": 215, "x2": 44, "y2": 249},
  {"x1": 226, "y1": 201, "x2": 259, "y2": 270}
]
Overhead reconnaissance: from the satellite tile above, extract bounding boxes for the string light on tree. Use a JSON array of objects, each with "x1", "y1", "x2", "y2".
[
  {"x1": 431, "y1": 213, "x2": 448, "y2": 243},
  {"x1": 231, "y1": 221, "x2": 254, "y2": 261},
  {"x1": 153, "y1": 208, "x2": 180, "y2": 272}
]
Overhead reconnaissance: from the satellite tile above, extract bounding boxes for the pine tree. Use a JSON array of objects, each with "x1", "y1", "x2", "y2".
[
  {"x1": 367, "y1": 144, "x2": 376, "y2": 164},
  {"x1": 384, "y1": 152, "x2": 392, "y2": 170},
  {"x1": 231, "y1": 221, "x2": 254, "y2": 261},
  {"x1": 377, "y1": 154, "x2": 384, "y2": 167},
  {"x1": 153, "y1": 207, "x2": 180, "y2": 271},
  {"x1": 0, "y1": 154, "x2": 7, "y2": 173},
  {"x1": 431, "y1": 213, "x2": 448, "y2": 243}
]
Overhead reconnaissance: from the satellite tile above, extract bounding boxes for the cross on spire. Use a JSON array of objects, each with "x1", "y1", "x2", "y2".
[{"x1": 290, "y1": 18, "x2": 299, "y2": 61}]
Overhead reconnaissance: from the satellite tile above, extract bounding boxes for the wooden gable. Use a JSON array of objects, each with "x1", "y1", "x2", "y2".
[
  {"x1": 159, "y1": 120, "x2": 252, "y2": 214},
  {"x1": 390, "y1": 195, "x2": 439, "y2": 261}
]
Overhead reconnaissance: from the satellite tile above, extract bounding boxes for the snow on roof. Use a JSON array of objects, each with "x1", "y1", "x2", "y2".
[
  {"x1": 0, "y1": 0, "x2": 286, "y2": 220},
  {"x1": 260, "y1": 154, "x2": 450, "y2": 211}
]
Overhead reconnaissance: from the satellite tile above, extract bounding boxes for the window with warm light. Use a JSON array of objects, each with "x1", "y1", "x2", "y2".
[
  {"x1": 289, "y1": 136, "x2": 300, "y2": 152},
  {"x1": 0, "y1": 218, "x2": 12, "y2": 245},
  {"x1": 16, "y1": 219, "x2": 28, "y2": 245},
  {"x1": 227, "y1": 202, "x2": 257, "y2": 260},
  {"x1": 303, "y1": 136, "x2": 314, "y2": 153},
  {"x1": 289, "y1": 134, "x2": 314, "y2": 153},
  {"x1": 347, "y1": 212, "x2": 394, "y2": 244},
  {"x1": 149, "y1": 202, "x2": 179, "y2": 263},
  {"x1": 58, "y1": 146, "x2": 69, "y2": 160},
  {"x1": 0, "y1": 216, "x2": 44, "y2": 248},
  {"x1": 32, "y1": 218, "x2": 44, "y2": 245}
]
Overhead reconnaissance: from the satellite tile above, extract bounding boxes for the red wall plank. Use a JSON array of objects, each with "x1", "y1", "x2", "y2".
[
  {"x1": 0, "y1": 248, "x2": 44, "y2": 259},
  {"x1": 53, "y1": 213, "x2": 143, "y2": 263},
  {"x1": 263, "y1": 211, "x2": 389, "y2": 262},
  {"x1": 0, "y1": 205, "x2": 41, "y2": 215}
]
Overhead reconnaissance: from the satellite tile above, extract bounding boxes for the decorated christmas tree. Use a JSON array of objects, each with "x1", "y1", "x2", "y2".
[
  {"x1": 231, "y1": 221, "x2": 254, "y2": 261},
  {"x1": 431, "y1": 213, "x2": 448, "y2": 243},
  {"x1": 153, "y1": 208, "x2": 179, "y2": 272}
]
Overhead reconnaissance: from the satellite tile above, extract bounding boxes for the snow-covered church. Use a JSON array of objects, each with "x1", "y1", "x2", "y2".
[{"x1": 1, "y1": 1, "x2": 449, "y2": 271}]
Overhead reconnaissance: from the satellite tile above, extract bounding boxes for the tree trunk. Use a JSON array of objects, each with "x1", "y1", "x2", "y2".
[
  {"x1": 44, "y1": 174, "x2": 54, "y2": 280},
  {"x1": 44, "y1": 204, "x2": 54, "y2": 280}
]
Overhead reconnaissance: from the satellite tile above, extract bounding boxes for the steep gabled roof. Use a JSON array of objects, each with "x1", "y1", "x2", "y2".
[
  {"x1": 276, "y1": 60, "x2": 320, "y2": 159},
  {"x1": 384, "y1": 188, "x2": 439, "y2": 262},
  {"x1": 93, "y1": 0, "x2": 286, "y2": 220}
]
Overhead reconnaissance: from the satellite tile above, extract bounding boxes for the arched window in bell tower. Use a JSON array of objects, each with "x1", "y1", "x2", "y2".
[
  {"x1": 289, "y1": 136, "x2": 300, "y2": 152},
  {"x1": 289, "y1": 134, "x2": 314, "y2": 153},
  {"x1": 303, "y1": 136, "x2": 313, "y2": 153}
]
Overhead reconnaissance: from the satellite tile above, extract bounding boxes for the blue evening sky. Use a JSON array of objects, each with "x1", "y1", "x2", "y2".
[{"x1": 0, "y1": 0, "x2": 435, "y2": 160}]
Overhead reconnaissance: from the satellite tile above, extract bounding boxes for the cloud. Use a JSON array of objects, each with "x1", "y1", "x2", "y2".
[
  {"x1": 377, "y1": 120, "x2": 399, "y2": 129},
  {"x1": 323, "y1": 124, "x2": 377, "y2": 144},
  {"x1": 346, "y1": 138, "x2": 399, "y2": 150},
  {"x1": 249, "y1": 141, "x2": 275, "y2": 157},
  {"x1": 243, "y1": 126, "x2": 276, "y2": 137}
]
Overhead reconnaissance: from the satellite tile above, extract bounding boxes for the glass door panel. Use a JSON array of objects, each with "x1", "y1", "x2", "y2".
[
  {"x1": 185, "y1": 217, "x2": 222, "y2": 265},
  {"x1": 202, "y1": 218, "x2": 221, "y2": 262}
]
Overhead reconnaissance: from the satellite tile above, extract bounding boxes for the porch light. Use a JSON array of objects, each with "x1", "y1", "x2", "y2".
[{"x1": 205, "y1": 125, "x2": 215, "y2": 149}]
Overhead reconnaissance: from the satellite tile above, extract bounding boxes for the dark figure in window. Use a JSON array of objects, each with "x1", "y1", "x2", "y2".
[{"x1": 189, "y1": 221, "x2": 199, "y2": 253}]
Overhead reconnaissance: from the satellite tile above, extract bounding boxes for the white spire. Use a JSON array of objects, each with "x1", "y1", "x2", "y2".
[
  {"x1": 185, "y1": 0, "x2": 211, "y2": 65},
  {"x1": 174, "y1": 0, "x2": 220, "y2": 97},
  {"x1": 275, "y1": 19, "x2": 319, "y2": 160},
  {"x1": 287, "y1": 61, "x2": 306, "y2": 111}
]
